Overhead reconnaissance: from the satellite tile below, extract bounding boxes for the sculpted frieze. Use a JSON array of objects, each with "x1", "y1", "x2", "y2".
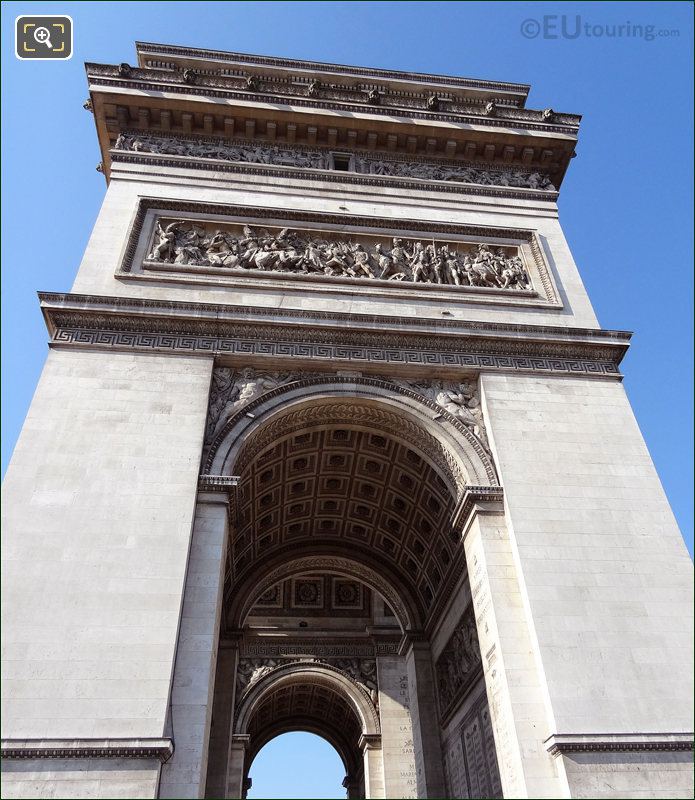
[
  {"x1": 114, "y1": 133, "x2": 556, "y2": 192},
  {"x1": 145, "y1": 217, "x2": 532, "y2": 291},
  {"x1": 356, "y1": 156, "x2": 556, "y2": 191}
]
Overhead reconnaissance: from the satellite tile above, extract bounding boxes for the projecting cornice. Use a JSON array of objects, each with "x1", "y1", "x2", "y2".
[
  {"x1": 38, "y1": 292, "x2": 630, "y2": 379},
  {"x1": 544, "y1": 733, "x2": 694, "y2": 756},
  {"x1": 85, "y1": 43, "x2": 579, "y2": 189},
  {"x1": 0, "y1": 737, "x2": 174, "y2": 762}
]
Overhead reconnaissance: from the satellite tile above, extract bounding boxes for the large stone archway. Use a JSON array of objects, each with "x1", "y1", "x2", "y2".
[
  {"x1": 233, "y1": 662, "x2": 382, "y2": 798},
  {"x1": 179, "y1": 376, "x2": 511, "y2": 799}
]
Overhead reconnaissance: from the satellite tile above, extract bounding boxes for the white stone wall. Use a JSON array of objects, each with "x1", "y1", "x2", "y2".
[
  {"x1": 561, "y1": 752, "x2": 694, "y2": 799},
  {"x1": 0, "y1": 758, "x2": 161, "y2": 799},
  {"x1": 68, "y1": 164, "x2": 599, "y2": 331},
  {"x1": 481, "y1": 373, "x2": 694, "y2": 738},
  {"x1": 1, "y1": 349, "x2": 212, "y2": 795}
]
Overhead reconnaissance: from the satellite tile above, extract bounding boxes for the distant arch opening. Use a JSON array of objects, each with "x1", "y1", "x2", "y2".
[{"x1": 246, "y1": 731, "x2": 346, "y2": 800}]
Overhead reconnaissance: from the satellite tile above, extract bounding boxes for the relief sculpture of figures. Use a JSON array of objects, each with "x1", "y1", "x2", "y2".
[
  {"x1": 146, "y1": 220, "x2": 532, "y2": 292},
  {"x1": 393, "y1": 378, "x2": 489, "y2": 448},
  {"x1": 114, "y1": 133, "x2": 557, "y2": 191},
  {"x1": 435, "y1": 606, "x2": 482, "y2": 714},
  {"x1": 356, "y1": 156, "x2": 556, "y2": 191}
]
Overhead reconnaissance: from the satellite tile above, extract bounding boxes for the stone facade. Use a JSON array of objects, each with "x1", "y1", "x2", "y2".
[{"x1": 1, "y1": 41, "x2": 692, "y2": 799}]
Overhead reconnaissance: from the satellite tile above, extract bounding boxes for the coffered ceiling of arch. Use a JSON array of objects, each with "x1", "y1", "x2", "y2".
[
  {"x1": 248, "y1": 575, "x2": 389, "y2": 620},
  {"x1": 231, "y1": 426, "x2": 460, "y2": 619}
]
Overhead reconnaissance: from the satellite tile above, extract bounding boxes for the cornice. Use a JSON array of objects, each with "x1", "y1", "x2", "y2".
[
  {"x1": 0, "y1": 737, "x2": 174, "y2": 762},
  {"x1": 544, "y1": 733, "x2": 694, "y2": 756},
  {"x1": 86, "y1": 64, "x2": 579, "y2": 136},
  {"x1": 38, "y1": 292, "x2": 630, "y2": 380},
  {"x1": 135, "y1": 41, "x2": 531, "y2": 99}
]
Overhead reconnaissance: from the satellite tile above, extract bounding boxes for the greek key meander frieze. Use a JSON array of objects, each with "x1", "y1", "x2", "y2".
[
  {"x1": 436, "y1": 603, "x2": 483, "y2": 719},
  {"x1": 145, "y1": 219, "x2": 532, "y2": 292},
  {"x1": 115, "y1": 133, "x2": 557, "y2": 194},
  {"x1": 51, "y1": 328, "x2": 623, "y2": 380}
]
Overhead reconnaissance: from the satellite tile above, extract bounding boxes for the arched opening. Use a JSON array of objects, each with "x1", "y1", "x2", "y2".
[
  {"x1": 235, "y1": 660, "x2": 379, "y2": 799},
  {"x1": 203, "y1": 380, "x2": 501, "y2": 798},
  {"x1": 247, "y1": 732, "x2": 346, "y2": 800}
]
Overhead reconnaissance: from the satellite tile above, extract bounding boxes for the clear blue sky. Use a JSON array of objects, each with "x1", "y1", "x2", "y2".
[{"x1": 1, "y1": 2, "x2": 693, "y2": 796}]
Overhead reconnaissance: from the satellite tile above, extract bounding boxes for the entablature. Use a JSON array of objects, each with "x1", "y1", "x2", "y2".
[{"x1": 85, "y1": 43, "x2": 580, "y2": 191}]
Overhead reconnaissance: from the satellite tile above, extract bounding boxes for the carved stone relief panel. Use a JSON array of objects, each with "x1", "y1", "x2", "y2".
[
  {"x1": 436, "y1": 604, "x2": 482, "y2": 719},
  {"x1": 114, "y1": 132, "x2": 557, "y2": 193},
  {"x1": 205, "y1": 367, "x2": 489, "y2": 457},
  {"x1": 120, "y1": 200, "x2": 562, "y2": 308},
  {"x1": 144, "y1": 217, "x2": 533, "y2": 292},
  {"x1": 235, "y1": 656, "x2": 379, "y2": 706}
]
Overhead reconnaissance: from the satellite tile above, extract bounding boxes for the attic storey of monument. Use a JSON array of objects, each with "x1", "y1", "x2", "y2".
[{"x1": 1, "y1": 40, "x2": 693, "y2": 800}]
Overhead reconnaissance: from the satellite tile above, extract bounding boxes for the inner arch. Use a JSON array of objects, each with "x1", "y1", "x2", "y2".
[
  {"x1": 228, "y1": 422, "x2": 461, "y2": 624},
  {"x1": 246, "y1": 732, "x2": 347, "y2": 800}
]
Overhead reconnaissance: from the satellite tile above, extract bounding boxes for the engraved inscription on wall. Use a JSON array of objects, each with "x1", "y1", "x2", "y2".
[{"x1": 442, "y1": 690, "x2": 503, "y2": 799}]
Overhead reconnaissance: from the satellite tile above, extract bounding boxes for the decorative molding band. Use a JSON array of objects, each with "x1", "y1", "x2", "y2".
[
  {"x1": 87, "y1": 64, "x2": 579, "y2": 135},
  {"x1": 0, "y1": 737, "x2": 174, "y2": 762},
  {"x1": 453, "y1": 486, "x2": 505, "y2": 532},
  {"x1": 39, "y1": 294, "x2": 629, "y2": 380},
  {"x1": 112, "y1": 154, "x2": 558, "y2": 203},
  {"x1": 198, "y1": 474, "x2": 239, "y2": 492},
  {"x1": 136, "y1": 42, "x2": 532, "y2": 97},
  {"x1": 544, "y1": 733, "x2": 695, "y2": 756},
  {"x1": 49, "y1": 328, "x2": 623, "y2": 378}
]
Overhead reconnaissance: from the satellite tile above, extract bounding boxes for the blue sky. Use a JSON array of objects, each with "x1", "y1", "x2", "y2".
[{"x1": 1, "y1": 2, "x2": 693, "y2": 796}]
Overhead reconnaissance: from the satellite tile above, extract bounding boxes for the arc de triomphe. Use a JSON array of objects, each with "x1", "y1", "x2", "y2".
[{"x1": 1, "y1": 42, "x2": 693, "y2": 799}]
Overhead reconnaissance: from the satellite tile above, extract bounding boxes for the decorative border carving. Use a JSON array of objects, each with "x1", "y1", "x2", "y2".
[
  {"x1": 233, "y1": 660, "x2": 381, "y2": 735},
  {"x1": 0, "y1": 738, "x2": 174, "y2": 762},
  {"x1": 87, "y1": 62, "x2": 579, "y2": 134},
  {"x1": 112, "y1": 132, "x2": 557, "y2": 198},
  {"x1": 112, "y1": 154, "x2": 559, "y2": 203},
  {"x1": 237, "y1": 638, "x2": 399, "y2": 658},
  {"x1": 197, "y1": 474, "x2": 239, "y2": 492},
  {"x1": 135, "y1": 42, "x2": 532, "y2": 97},
  {"x1": 454, "y1": 487, "x2": 505, "y2": 531},
  {"x1": 39, "y1": 294, "x2": 628, "y2": 381},
  {"x1": 544, "y1": 733, "x2": 695, "y2": 756}
]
